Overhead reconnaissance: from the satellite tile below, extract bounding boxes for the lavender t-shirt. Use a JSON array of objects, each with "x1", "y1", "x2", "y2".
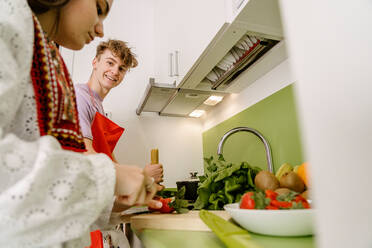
[{"x1": 75, "y1": 84, "x2": 105, "y2": 140}]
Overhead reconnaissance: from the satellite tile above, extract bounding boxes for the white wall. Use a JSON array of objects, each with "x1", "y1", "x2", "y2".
[
  {"x1": 280, "y1": 1, "x2": 372, "y2": 248},
  {"x1": 61, "y1": 2, "x2": 372, "y2": 246},
  {"x1": 61, "y1": 0, "x2": 204, "y2": 188},
  {"x1": 202, "y1": 58, "x2": 296, "y2": 131},
  {"x1": 60, "y1": 1, "x2": 303, "y2": 190}
]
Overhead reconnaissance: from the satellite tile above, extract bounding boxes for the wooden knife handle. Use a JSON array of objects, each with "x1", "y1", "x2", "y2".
[{"x1": 151, "y1": 149, "x2": 159, "y2": 164}]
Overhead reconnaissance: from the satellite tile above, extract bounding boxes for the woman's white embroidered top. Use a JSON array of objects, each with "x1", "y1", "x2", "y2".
[{"x1": 0, "y1": 0, "x2": 116, "y2": 247}]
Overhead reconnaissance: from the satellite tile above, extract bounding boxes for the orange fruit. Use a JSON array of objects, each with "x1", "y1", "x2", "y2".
[{"x1": 297, "y1": 162, "x2": 310, "y2": 187}]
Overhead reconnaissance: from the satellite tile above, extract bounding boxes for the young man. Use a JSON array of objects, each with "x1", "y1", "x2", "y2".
[
  {"x1": 75, "y1": 39, "x2": 164, "y2": 247},
  {"x1": 75, "y1": 39, "x2": 164, "y2": 183}
]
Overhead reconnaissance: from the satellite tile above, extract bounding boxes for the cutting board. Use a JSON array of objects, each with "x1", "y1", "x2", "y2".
[{"x1": 130, "y1": 210, "x2": 231, "y2": 232}]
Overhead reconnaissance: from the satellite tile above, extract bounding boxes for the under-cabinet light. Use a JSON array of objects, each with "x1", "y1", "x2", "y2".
[
  {"x1": 203, "y1": 95, "x2": 224, "y2": 106},
  {"x1": 189, "y1": 110, "x2": 205, "y2": 118}
]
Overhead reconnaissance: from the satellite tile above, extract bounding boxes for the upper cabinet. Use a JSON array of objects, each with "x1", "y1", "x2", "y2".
[
  {"x1": 153, "y1": 0, "x2": 226, "y2": 86},
  {"x1": 137, "y1": 0, "x2": 286, "y2": 116},
  {"x1": 178, "y1": 0, "x2": 286, "y2": 93},
  {"x1": 152, "y1": 0, "x2": 285, "y2": 92}
]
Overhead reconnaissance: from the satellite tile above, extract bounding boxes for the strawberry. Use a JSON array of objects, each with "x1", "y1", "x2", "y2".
[
  {"x1": 149, "y1": 197, "x2": 174, "y2": 213},
  {"x1": 149, "y1": 186, "x2": 190, "y2": 214}
]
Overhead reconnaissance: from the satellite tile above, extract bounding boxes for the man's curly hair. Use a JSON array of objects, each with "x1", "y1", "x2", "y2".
[{"x1": 96, "y1": 39, "x2": 138, "y2": 71}]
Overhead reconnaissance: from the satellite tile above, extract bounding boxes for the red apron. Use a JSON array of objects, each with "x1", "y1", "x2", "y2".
[
  {"x1": 88, "y1": 87, "x2": 124, "y2": 159},
  {"x1": 87, "y1": 88, "x2": 124, "y2": 248},
  {"x1": 91, "y1": 112, "x2": 124, "y2": 160},
  {"x1": 88, "y1": 230, "x2": 103, "y2": 248}
]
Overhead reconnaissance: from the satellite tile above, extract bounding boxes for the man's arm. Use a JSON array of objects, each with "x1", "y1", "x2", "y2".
[
  {"x1": 111, "y1": 150, "x2": 118, "y2": 163},
  {"x1": 83, "y1": 138, "x2": 95, "y2": 155},
  {"x1": 83, "y1": 138, "x2": 118, "y2": 163}
]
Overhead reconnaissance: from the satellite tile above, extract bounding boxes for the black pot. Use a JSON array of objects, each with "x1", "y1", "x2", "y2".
[{"x1": 176, "y1": 180, "x2": 199, "y2": 201}]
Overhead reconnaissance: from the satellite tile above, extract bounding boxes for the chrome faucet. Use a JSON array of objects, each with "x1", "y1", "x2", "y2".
[{"x1": 217, "y1": 127, "x2": 274, "y2": 173}]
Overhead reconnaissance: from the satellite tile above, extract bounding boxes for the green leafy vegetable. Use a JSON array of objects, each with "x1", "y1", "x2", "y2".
[
  {"x1": 194, "y1": 155, "x2": 261, "y2": 210},
  {"x1": 276, "y1": 190, "x2": 298, "y2": 202},
  {"x1": 156, "y1": 188, "x2": 177, "y2": 198},
  {"x1": 168, "y1": 186, "x2": 191, "y2": 214},
  {"x1": 250, "y1": 191, "x2": 271, "y2": 209}
]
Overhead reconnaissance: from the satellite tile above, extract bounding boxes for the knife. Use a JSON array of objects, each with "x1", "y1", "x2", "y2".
[{"x1": 199, "y1": 210, "x2": 262, "y2": 248}]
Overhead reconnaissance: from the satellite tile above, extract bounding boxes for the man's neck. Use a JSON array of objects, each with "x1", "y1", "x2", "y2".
[{"x1": 87, "y1": 76, "x2": 110, "y2": 100}]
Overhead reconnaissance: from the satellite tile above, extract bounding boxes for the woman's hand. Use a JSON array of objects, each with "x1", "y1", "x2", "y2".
[
  {"x1": 114, "y1": 163, "x2": 162, "y2": 208},
  {"x1": 112, "y1": 196, "x2": 163, "y2": 212},
  {"x1": 144, "y1": 163, "x2": 164, "y2": 184}
]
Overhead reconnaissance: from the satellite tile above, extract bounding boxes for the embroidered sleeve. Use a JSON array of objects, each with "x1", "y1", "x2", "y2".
[
  {"x1": 0, "y1": 1, "x2": 116, "y2": 247},
  {"x1": 0, "y1": 135, "x2": 116, "y2": 247}
]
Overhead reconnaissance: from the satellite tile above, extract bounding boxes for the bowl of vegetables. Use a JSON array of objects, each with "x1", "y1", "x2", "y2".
[{"x1": 224, "y1": 190, "x2": 314, "y2": 236}]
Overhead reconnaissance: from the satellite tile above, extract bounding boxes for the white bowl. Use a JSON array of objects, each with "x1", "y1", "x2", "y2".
[{"x1": 224, "y1": 203, "x2": 314, "y2": 236}]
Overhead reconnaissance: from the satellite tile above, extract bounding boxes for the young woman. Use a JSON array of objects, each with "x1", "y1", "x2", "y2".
[{"x1": 0, "y1": 0, "x2": 160, "y2": 247}]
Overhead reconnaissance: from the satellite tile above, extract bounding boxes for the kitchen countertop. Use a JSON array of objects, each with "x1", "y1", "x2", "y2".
[
  {"x1": 129, "y1": 210, "x2": 231, "y2": 232},
  {"x1": 127, "y1": 210, "x2": 315, "y2": 248},
  {"x1": 136, "y1": 229, "x2": 315, "y2": 248}
]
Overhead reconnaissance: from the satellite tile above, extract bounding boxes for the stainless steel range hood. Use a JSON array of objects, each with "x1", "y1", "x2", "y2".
[
  {"x1": 137, "y1": 0, "x2": 286, "y2": 117},
  {"x1": 178, "y1": 0, "x2": 287, "y2": 93},
  {"x1": 136, "y1": 78, "x2": 178, "y2": 115},
  {"x1": 136, "y1": 78, "x2": 227, "y2": 117},
  {"x1": 205, "y1": 34, "x2": 280, "y2": 91}
]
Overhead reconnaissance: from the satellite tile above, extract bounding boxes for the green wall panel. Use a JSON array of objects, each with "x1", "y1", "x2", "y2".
[{"x1": 202, "y1": 84, "x2": 303, "y2": 173}]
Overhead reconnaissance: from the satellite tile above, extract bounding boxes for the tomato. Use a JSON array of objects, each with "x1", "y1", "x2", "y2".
[
  {"x1": 265, "y1": 190, "x2": 278, "y2": 200},
  {"x1": 149, "y1": 197, "x2": 175, "y2": 213},
  {"x1": 271, "y1": 200, "x2": 292, "y2": 209},
  {"x1": 265, "y1": 205, "x2": 279, "y2": 210},
  {"x1": 240, "y1": 192, "x2": 255, "y2": 209},
  {"x1": 293, "y1": 195, "x2": 310, "y2": 209},
  {"x1": 301, "y1": 200, "x2": 310, "y2": 209},
  {"x1": 159, "y1": 197, "x2": 174, "y2": 213},
  {"x1": 294, "y1": 195, "x2": 307, "y2": 203}
]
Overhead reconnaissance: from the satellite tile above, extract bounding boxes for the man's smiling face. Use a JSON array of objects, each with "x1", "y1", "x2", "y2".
[{"x1": 92, "y1": 49, "x2": 127, "y2": 91}]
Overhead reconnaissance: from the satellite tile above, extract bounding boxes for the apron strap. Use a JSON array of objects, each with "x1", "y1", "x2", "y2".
[{"x1": 88, "y1": 85, "x2": 99, "y2": 110}]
